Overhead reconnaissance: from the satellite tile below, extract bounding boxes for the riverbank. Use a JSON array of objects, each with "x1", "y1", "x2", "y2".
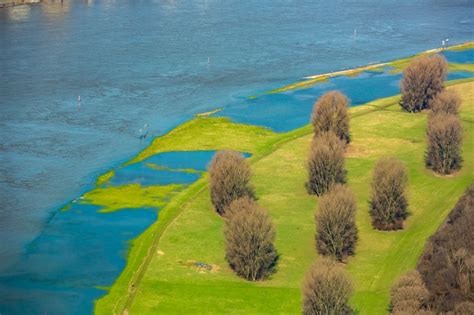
[
  {"x1": 248, "y1": 42, "x2": 474, "y2": 97},
  {"x1": 92, "y1": 45, "x2": 474, "y2": 315},
  {"x1": 0, "y1": 0, "x2": 40, "y2": 8},
  {"x1": 95, "y1": 79, "x2": 473, "y2": 314}
]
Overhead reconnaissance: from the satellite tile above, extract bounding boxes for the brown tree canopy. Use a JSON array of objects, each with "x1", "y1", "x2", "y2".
[
  {"x1": 370, "y1": 158, "x2": 408, "y2": 231},
  {"x1": 315, "y1": 184, "x2": 358, "y2": 261},
  {"x1": 425, "y1": 113, "x2": 463, "y2": 175},
  {"x1": 224, "y1": 197, "x2": 278, "y2": 281},
  {"x1": 306, "y1": 132, "x2": 347, "y2": 196},
  {"x1": 311, "y1": 91, "x2": 351, "y2": 143},
  {"x1": 399, "y1": 54, "x2": 448, "y2": 112},
  {"x1": 390, "y1": 270, "x2": 431, "y2": 315},
  {"x1": 416, "y1": 185, "x2": 474, "y2": 313},
  {"x1": 223, "y1": 195, "x2": 255, "y2": 218},
  {"x1": 302, "y1": 257, "x2": 353, "y2": 315},
  {"x1": 430, "y1": 89, "x2": 461, "y2": 115},
  {"x1": 208, "y1": 150, "x2": 255, "y2": 215},
  {"x1": 454, "y1": 302, "x2": 474, "y2": 314}
]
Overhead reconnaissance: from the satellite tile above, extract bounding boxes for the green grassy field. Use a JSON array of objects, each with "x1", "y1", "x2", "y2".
[{"x1": 94, "y1": 80, "x2": 474, "y2": 314}]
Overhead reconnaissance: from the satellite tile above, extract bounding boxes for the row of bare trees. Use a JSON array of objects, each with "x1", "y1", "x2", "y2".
[
  {"x1": 303, "y1": 91, "x2": 355, "y2": 313},
  {"x1": 400, "y1": 54, "x2": 464, "y2": 175},
  {"x1": 209, "y1": 151, "x2": 278, "y2": 281},
  {"x1": 302, "y1": 82, "x2": 421, "y2": 312},
  {"x1": 372, "y1": 54, "x2": 465, "y2": 231},
  {"x1": 426, "y1": 90, "x2": 463, "y2": 174},
  {"x1": 392, "y1": 55, "x2": 469, "y2": 314}
]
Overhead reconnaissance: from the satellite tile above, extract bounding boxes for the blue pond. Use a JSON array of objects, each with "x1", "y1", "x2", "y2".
[
  {"x1": 109, "y1": 151, "x2": 251, "y2": 186},
  {"x1": 0, "y1": 204, "x2": 156, "y2": 315},
  {"x1": 145, "y1": 151, "x2": 226, "y2": 172},
  {"x1": 442, "y1": 49, "x2": 474, "y2": 64},
  {"x1": 110, "y1": 163, "x2": 201, "y2": 186}
]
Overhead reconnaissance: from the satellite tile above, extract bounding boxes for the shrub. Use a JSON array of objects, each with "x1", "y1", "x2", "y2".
[
  {"x1": 430, "y1": 89, "x2": 461, "y2": 115},
  {"x1": 315, "y1": 184, "x2": 358, "y2": 261},
  {"x1": 311, "y1": 91, "x2": 351, "y2": 143},
  {"x1": 306, "y1": 132, "x2": 346, "y2": 196},
  {"x1": 425, "y1": 113, "x2": 463, "y2": 174},
  {"x1": 390, "y1": 270, "x2": 431, "y2": 314},
  {"x1": 454, "y1": 302, "x2": 474, "y2": 314},
  {"x1": 370, "y1": 158, "x2": 408, "y2": 231},
  {"x1": 416, "y1": 185, "x2": 474, "y2": 313},
  {"x1": 302, "y1": 258, "x2": 353, "y2": 315},
  {"x1": 400, "y1": 54, "x2": 448, "y2": 112},
  {"x1": 209, "y1": 151, "x2": 255, "y2": 215},
  {"x1": 224, "y1": 197, "x2": 278, "y2": 281}
]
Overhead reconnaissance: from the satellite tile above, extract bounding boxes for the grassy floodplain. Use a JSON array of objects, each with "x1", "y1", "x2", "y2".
[
  {"x1": 93, "y1": 44, "x2": 474, "y2": 314},
  {"x1": 94, "y1": 80, "x2": 473, "y2": 314}
]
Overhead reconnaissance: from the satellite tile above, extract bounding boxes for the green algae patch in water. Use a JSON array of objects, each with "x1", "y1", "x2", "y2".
[
  {"x1": 195, "y1": 108, "x2": 223, "y2": 117},
  {"x1": 96, "y1": 169, "x2": 115, "y2": 186},
  {"x1": 82, "y1": 184, "x2": 184, "y2": 213},
  {"x1": 59, "y1": 203, "x2": 72, "y2": 212},
  {"x1": 448, "y1": 62, "x2": 474, "y2": 73},
  {"x1": 259, "y1": 75, "x2": 329, "y2": 95},
  {"x1": 448, "y1": 42, "x2": 474, "y2": 51},
  {"x1": 145, "y1": 163, "x2": 203, "y2": 174},
  {"x1": 387, "y1": 42, "x2": 474, "y2": 73}
]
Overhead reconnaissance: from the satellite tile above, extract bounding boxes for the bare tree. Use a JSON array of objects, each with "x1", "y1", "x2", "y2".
[
  {"x1": 400, "y1": 54, "x2": 448, "y2": 112},
  {"x1": 430, "y1": 89, "x2": 461, "y2": 115},
  {"x1": 370, "y1": 158, "x2": 408, "y2": 231},
  {"x1": 209, "y1": 151, "x2": 255, "y2": 215},
  {"x1": 224, "y1": 197, "x2": 278, "y2": 281},
  {"x1": 223, "y1": 195, "x2": 255, "y2": 217},
  {"x1": 390, "y1": 270, "x2": 431, "y2": 315},
  {"x1": 311, "y1": 91, "x2": 351, "y2": 143},
  {"x1": 426, "y1": 113, "x2": 463, "y2": 174},
  {"x1": 454, "y1": 302, "x2": 474, "y2": 314},
  {"x1": 302, "y1": 257, "x2": 353, "y2": 315},
  {"x1": 306, "y1": 132, "x2": 346, "y2": 196},
  {"x1": 316, "y1": 184, "x2": 358, "y2": 261}
]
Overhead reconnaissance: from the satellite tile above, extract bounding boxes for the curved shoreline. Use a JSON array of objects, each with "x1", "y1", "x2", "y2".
[
  {"x1": 94, "y1": 44, "x2": 473, "y2": 314},
  {"x1": 96, "y1": 79, "x2": 474, "y2": 314},
  {"x1": 306, "y1": 41, "x2": 474, "y2": 79},
  {"x1": 246, "y1": 41, "x2": 474, "y2": 98}
]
